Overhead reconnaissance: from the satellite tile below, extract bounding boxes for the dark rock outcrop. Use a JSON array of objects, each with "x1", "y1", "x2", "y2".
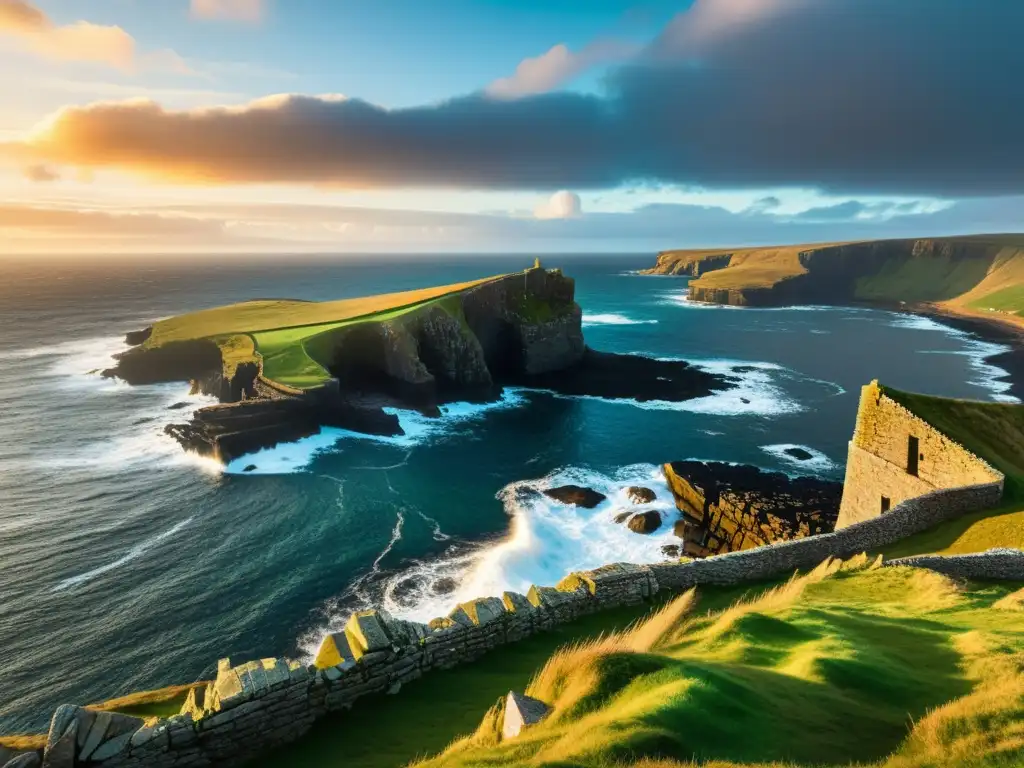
[
  {"x1": 544, "y1": 485, "x2": 607, "y2": 508},
  {"x1": 784, "y1": 447, "x2": 814, "y2": 461},
  {"x1": 103, "y1": 340, "x2": 223, "y2": 386},
  {"x1": 626, "y1": 511, "x2": 662, "y2": 534},
  {"x1": 626, "y1": 486, "x2": 657, "y2": 504},
  {"x1": 166, "y1": 398, "x2": 401, "y2": 465},
  {"x1": 124, "y1": 327, "x2": 152, "y2": 346},
  {"x1": 511, "y1": 349, "x2": 728, "y2": 403},
  {"x1": 663, "y1": 460, "x2": 841, "y2": 557}
]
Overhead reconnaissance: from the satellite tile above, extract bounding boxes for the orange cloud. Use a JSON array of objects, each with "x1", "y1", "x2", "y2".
[
  {"x1": 190, "y1": 0, "x2": 264, "y2": 23},
  {"x1": 0, "y1": 0, "x2": 45, "y2": 31},
  {"x1": 22, "y1": 163, "x2": 59, "y2": 181},
  {"x1": 0, "y1": 0, "x2": 136, "y2": 68},
  {"x1": 487, "y1": 40, "x2": 639, "y2": 99}
]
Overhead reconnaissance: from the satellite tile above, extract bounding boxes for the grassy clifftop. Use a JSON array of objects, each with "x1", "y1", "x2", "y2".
[
  {"x1": 645, "y1": 235, "x2": 1024, "y2": 324},
  {"x1": 876, "y1": 386, "x2": 1024, "y2": 558},
  {"x1": 138, "y1": 275, "x2": 503, "y2": 390},
  {"x1": 414, "y1": 557, "x2": 1024, "y2": 768}
]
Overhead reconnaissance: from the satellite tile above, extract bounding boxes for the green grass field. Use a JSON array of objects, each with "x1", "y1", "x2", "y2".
[
  {"x1": 855, "y1": 255, "x2": 995, "y2": 303},
  {"x1": 141, "y1": 275, "x2": 504, "y2": 390},
  {"x1": 248, "y1": 579, "x2": 800, "y2": 768},
  {"x1": 968, "y1": 284, "x2": 1024, "y2": 316},
  {"x1": 413, "y1": 558, "x2": 1024, "y2": 768}
]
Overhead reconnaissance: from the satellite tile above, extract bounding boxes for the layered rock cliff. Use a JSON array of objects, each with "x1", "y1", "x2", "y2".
[
  {"x1": 644, "y1": 235, "x2": 1024, "y2": 310},
  {"x1": 663, "y1": 461, "x2": 841, "y2": 557},
  {"x1": 107, "y1": 267, "x2": 730, "y2": 463}
]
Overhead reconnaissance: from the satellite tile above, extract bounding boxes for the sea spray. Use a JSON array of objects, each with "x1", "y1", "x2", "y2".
[{"x1": 298, "y1": 463, "x2": 687, "y2": 658}]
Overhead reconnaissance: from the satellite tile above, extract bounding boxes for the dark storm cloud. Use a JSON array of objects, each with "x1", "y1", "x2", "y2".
[{"x1": 11, "y1": 0, "x2": 1024, "y2": 196}]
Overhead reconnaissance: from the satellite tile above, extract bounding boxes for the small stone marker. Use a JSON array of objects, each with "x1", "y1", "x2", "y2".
[{"x1": 502, "y1": 691, "x2": 550, "y2": 740}]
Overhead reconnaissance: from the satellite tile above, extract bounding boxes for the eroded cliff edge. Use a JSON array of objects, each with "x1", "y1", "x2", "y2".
[
  {"x1": 105, "y1": 268, "x2": 731, "y2": 463},
  {"x1": 642, "y1": 235, "x2": 1024, "y2": 312}
]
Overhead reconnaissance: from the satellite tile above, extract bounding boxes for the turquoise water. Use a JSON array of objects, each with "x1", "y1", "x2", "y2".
[{"x1": 0, "y1": 254, "x2": 1014, "y2": 733}]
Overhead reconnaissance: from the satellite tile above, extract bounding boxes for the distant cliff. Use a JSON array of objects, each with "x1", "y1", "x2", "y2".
[{"x1": 642, "y1": 235, "x2": 1024, "y2": 320}]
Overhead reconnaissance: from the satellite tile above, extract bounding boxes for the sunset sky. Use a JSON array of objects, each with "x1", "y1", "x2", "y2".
[{"x1": 2, "y1": 0, "x2": 1022, "y2": 255}]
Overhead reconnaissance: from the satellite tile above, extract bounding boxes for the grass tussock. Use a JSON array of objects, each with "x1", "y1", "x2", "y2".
[
  {"x1": 86, "y1": 682, "x2": 207, "y2": 720},
  {"x1": 411, "y1": 558, "x2": 1024, "y2": 768}
]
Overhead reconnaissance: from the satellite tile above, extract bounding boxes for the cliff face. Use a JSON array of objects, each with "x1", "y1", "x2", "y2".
[
  {"x1": 106, "y1": 268, "x2": 590, "y2": 462},
  {"x1": 313, "y1": 268, "x2": 585, "y2": 410},
  {"x1": 663, "y1": 461, "x2": 841, "y2": 557},
  {"x1": 649, "y1": 236, "x2": 1024, "y2": 309},
  {"x1": 640, "y1": 251, "x2": 733, "y2": 277}
]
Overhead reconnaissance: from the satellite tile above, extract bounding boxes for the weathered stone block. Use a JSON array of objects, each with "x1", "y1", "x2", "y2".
[
  {"x1": 502, "y1": 691, "x2": 550, "y2": 739},
  {"x1": 42, "y1": 716, "x2": 77, "y2": 768},
  {"x1": 313, "y1": 631, "x2": 356, "y2": 669},
  {"x1": 345, "y1": 610, "x2": 391, "y2": 656}
]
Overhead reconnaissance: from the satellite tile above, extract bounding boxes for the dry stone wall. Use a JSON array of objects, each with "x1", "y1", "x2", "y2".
[
  {"x1": 20, "y1": 474, "x2": 1015, "y2": 768},
  {"x1": 837, "y1": 381, "x2": 1002, "y2": 528}
]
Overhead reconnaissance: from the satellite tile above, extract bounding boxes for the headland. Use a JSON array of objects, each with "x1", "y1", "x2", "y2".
[{"x1": 104, "y1": 265, "x2": 730, "y2": 463}]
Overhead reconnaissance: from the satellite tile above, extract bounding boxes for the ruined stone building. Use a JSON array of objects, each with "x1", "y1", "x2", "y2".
[{"x1": 837, "y1": 381, "x2": 1002, "y2": 528}]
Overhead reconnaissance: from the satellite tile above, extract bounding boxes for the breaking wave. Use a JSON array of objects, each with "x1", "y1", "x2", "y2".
[
  {"x1": 298, "y1": 463, "x2": 685, "y2": 658},
  {"x1": 582, "y1": 313, "x2": 659, "y2": 326},
  {"x1": 889, "y1": 314, "x2": 1017, "y2": 402}
]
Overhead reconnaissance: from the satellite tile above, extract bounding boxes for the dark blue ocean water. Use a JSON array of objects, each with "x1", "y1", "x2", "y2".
[{"x1": 0, "y1": 254, "x2": 1015, "y2": 733}]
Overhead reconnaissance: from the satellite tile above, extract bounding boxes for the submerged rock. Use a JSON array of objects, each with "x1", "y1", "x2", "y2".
[
  {"x1": 432, "y1": 577, "x2": 458, "y2": 595},
  {"x1": 784, "y1": 447, "x2": 815, "y2": 461},
  {"x1": 544, "y1": 485, "x2": 607, "y2": 508},
  {"x1": 243, "y1": 464, "x2": 257, "y2": 472},
  {"x1": 168, "y1": 401, "x2": 191, "y2": 411},
  {"x1": 613, "y1": 511, "x2": 632, "y2": 524},
  {"x1": 661, "y1": 544, "x2": 682, "y2": 559},
  {"x1": 627, "y1": 511, "x2": 662, "y2": 534},
  {"x1": 626, "y1": 486, "x2": 657, "y2": 504}
]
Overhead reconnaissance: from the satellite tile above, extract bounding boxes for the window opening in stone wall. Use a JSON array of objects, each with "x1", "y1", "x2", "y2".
[
  {"x1": 881, "y1": 496, "x2": 891, "y2": 513},
  {"x1": 907, "y1": 435, "x2": 919, "y2": 476}
]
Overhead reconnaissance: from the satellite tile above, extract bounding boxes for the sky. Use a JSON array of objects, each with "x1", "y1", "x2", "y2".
[{"x1": 1, "y1": 0, "x2": 1023, "y2": 255}]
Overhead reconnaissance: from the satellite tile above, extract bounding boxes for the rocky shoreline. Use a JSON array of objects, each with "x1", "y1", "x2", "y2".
[{"x1": 104, "y1": 268, "x2": 734, "y2": 464}]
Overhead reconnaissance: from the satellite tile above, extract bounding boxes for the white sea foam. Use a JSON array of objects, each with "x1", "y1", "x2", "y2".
[
  {"x1": 52, "y1": 517, "x2": 195, "y2": 592},
  {"x1": 223, "y1": 391, "x2": 530, "y2": 475},
  {"x1": 660, "y1": 291, "x2": 843, "y2": 312},
  {"x1": 760, "y1": 444, "x2": 838, "y2": 474},
  {"x1": 889, "y1": 313, "x2": 1018, "y2": 402},
  {"x1": 298, "y1": 464, "x2": 688, "y2": 656},
  {"x1": 582, "y1": 313, "x2": 658, "y2": 327}
]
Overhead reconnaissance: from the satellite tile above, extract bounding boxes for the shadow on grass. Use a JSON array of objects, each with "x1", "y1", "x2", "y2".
[
  {"x1": 600, "y1": 607, "x2": 972, "y2": 766},
  {"x1": 246, "y1": 602, "x2": 659, "y2": 768}
]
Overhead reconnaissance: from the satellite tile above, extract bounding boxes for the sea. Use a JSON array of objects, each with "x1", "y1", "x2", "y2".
[{"x1": 0, "y1": 253, "x2": 1016, "y2": 733}]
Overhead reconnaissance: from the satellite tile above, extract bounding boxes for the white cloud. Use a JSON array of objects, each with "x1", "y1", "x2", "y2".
[
  {"x1": 0, "y1": 1, "x2": 136, "y2": 68},
  {"x1": 534, "y1": 190, "x2": 582, "y2": 219},
  {"x1": 190, "y1": 0, "x2": 265, "y2": 23},
  {"x1": 487, "y1": 40, "x2": 639, "y2": 99}
]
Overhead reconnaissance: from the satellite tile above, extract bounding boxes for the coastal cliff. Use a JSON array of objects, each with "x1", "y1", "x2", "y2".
[
  {"x1": 106, "y1": 267, "x2": 730, "y2": 463},
  {"x1": 642, "y1": 235, "x2": 1024, "y2": 318}
]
